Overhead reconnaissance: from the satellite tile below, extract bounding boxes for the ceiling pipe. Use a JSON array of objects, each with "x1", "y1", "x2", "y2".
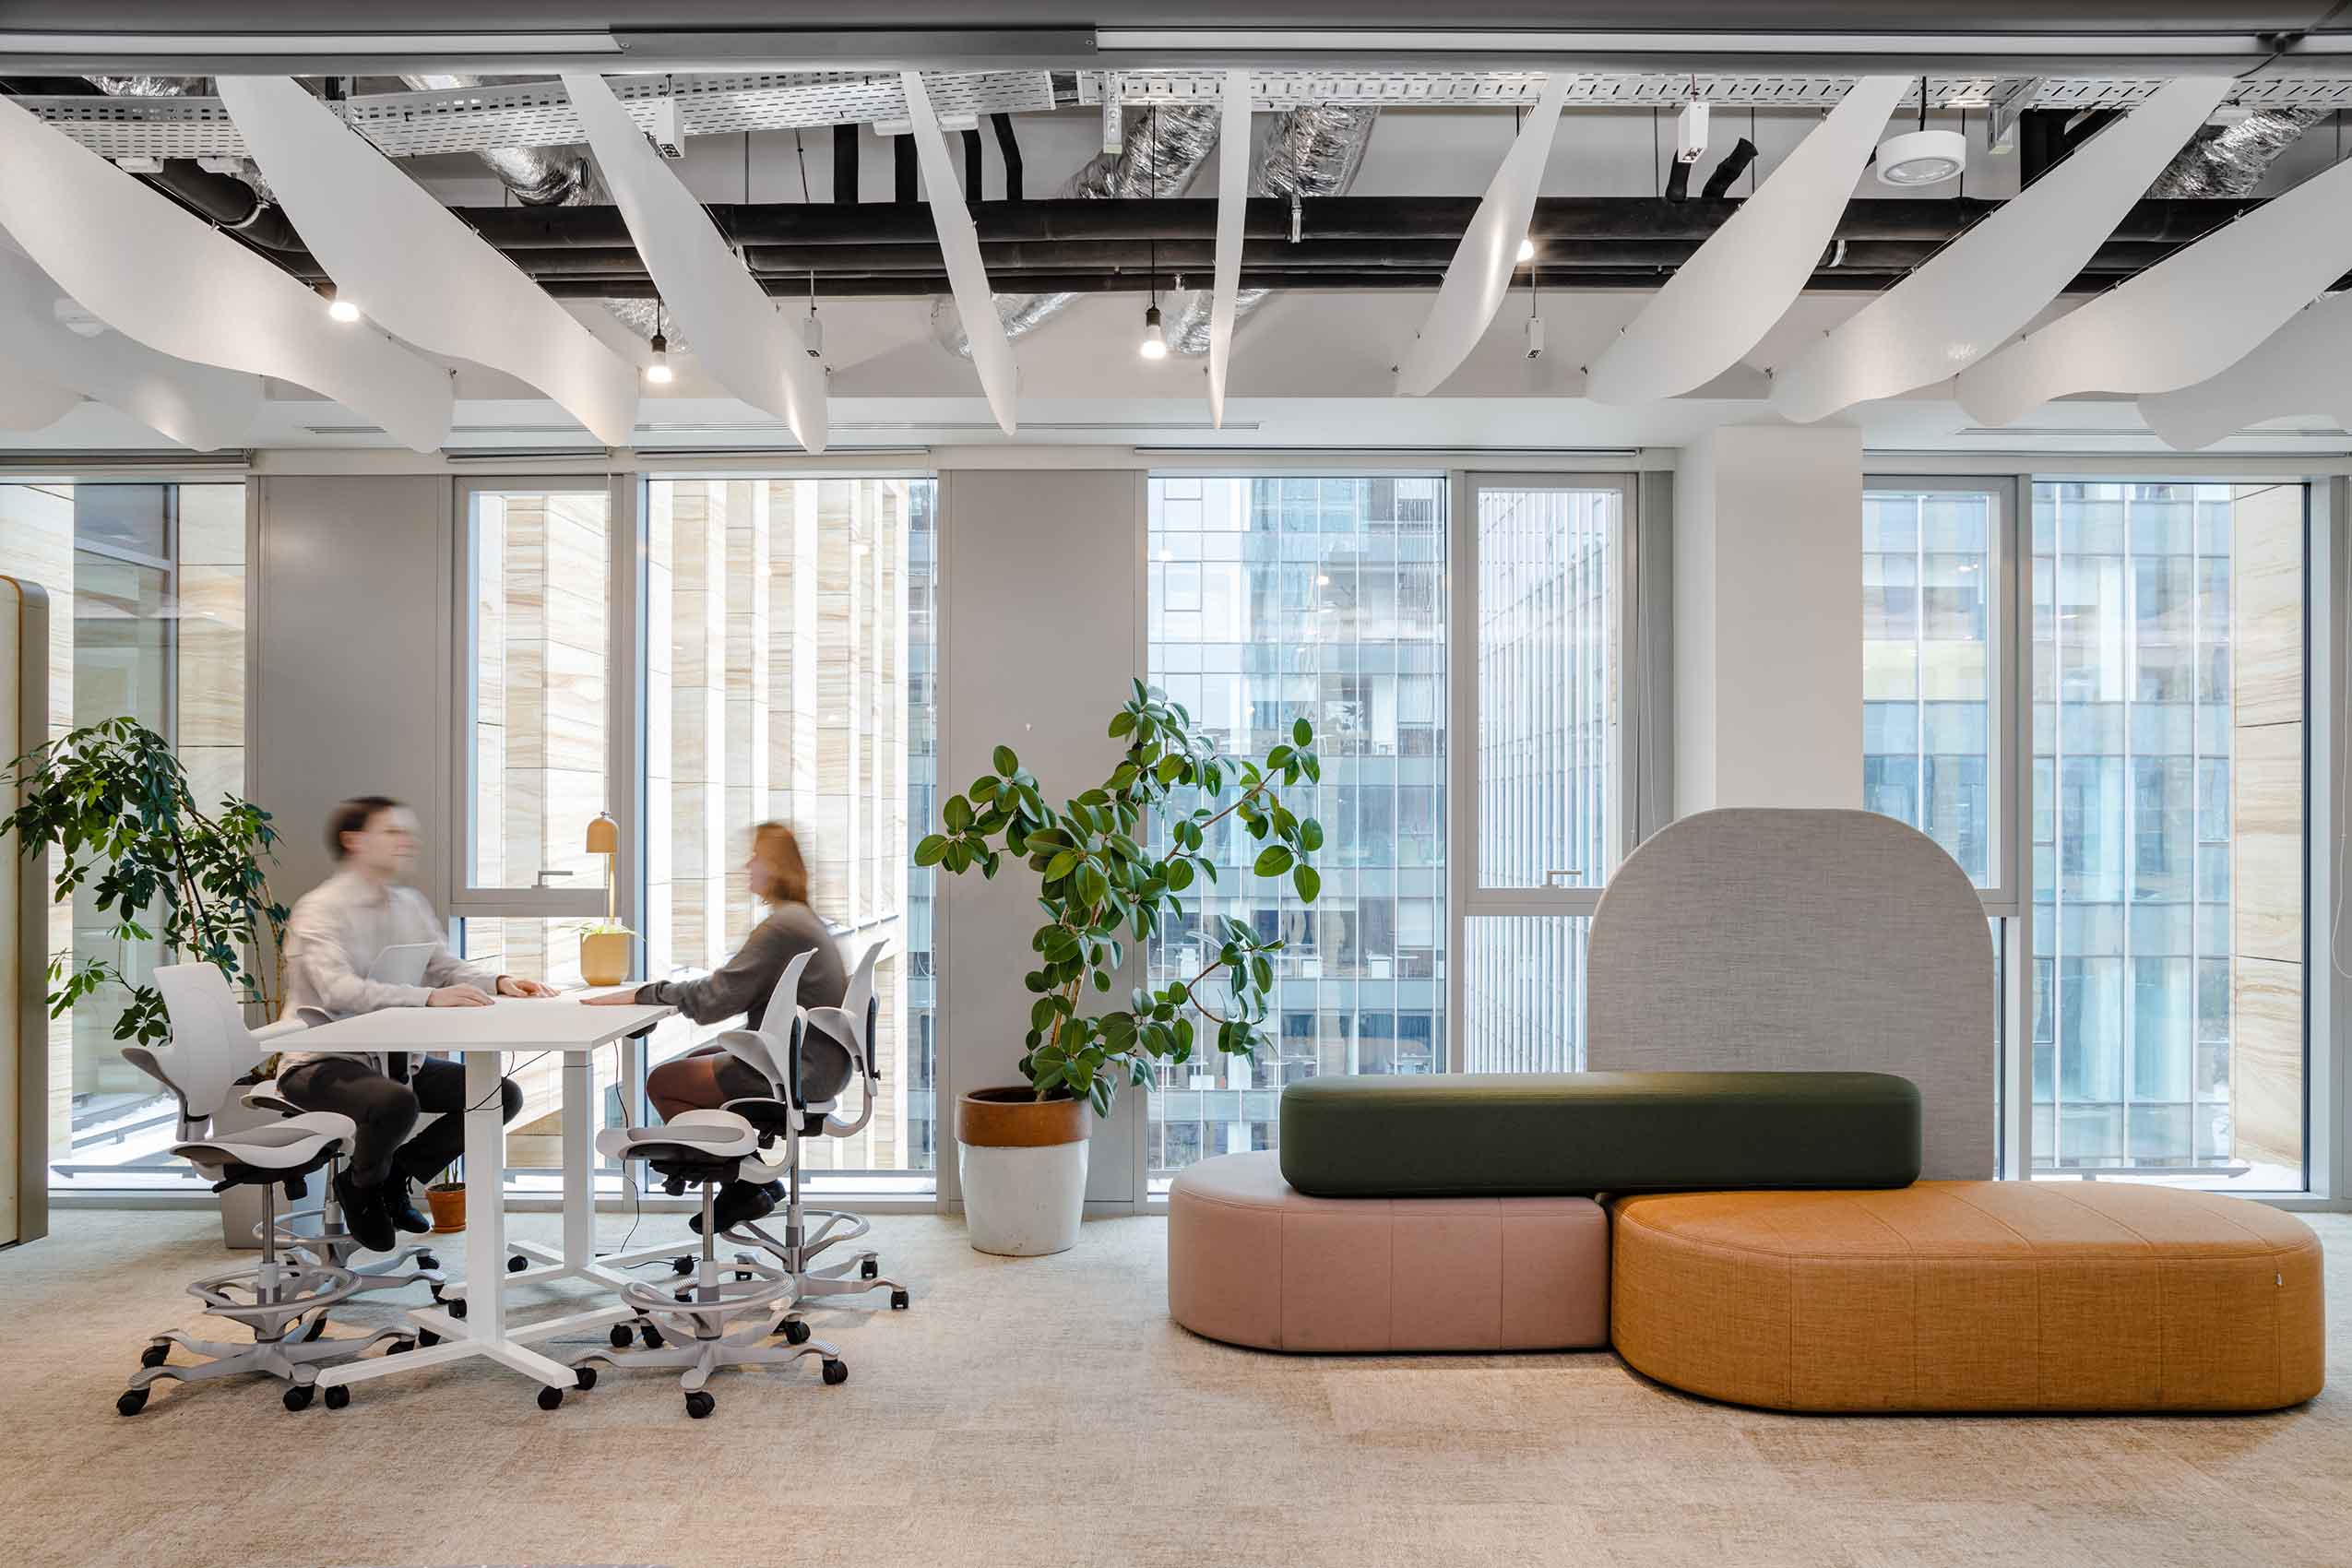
[
  {"x1": 397, "y1": 72, "x2": 602, "y2": 207},
  {"x1": 2146, "y1": 103, "x2": 2326, "y2": 196},
  {"x1": 928, "y1": 101, "x2": 1220, "y2": 358},
  {"x1": 1161, "y1": 103, "x2": 1380, "y2": 356}
]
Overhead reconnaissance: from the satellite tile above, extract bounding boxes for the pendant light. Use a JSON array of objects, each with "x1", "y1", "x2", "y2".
[
  {"x1": 1139, "y1": 236, "x2": 1168, "y2": 360},
  {"x1": 645, "y1": 299, "x2": 674, "y2": 385},
  {"x1": 1877, "y1": 75, "x2": 1967, "y2": 187}
]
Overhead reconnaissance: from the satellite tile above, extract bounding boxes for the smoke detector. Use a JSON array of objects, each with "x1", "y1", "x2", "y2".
[{"x1": 1875, "y1": 127, "x2": 1967, "y2": 186}]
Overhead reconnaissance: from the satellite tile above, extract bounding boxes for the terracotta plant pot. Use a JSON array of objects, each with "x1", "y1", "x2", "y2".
[
  {"x1": 426, "y1": 1181, "x2": 467, "y2": 1233},
  {"x1": 956, "y1": 1087, "x2": 1090, "y2": 1256},
  {"x1": 579, "y1": 931, "x2": 631, "y2": 988}
]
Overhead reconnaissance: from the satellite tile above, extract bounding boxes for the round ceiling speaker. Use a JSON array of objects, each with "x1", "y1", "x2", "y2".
[{"x1": 1874, "y1": 127, "x2": 1968, "y2": 187}]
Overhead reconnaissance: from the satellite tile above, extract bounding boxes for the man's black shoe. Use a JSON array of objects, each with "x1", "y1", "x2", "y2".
[
  {"x1": 334, "y1": 1169, "x2": 398, "y2": 1253},
  {"x1": 383, "y1": 1173, "x2": 433, "y2": 1235}
]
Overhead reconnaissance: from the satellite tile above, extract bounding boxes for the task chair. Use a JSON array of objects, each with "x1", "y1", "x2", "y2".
[
  {"x1": 679, "y1": 944, "x2": 911, "y2": 1337},
  {"x1": 567, "y1": 1110, "x2": 844, "y2": 1418},
  {"x1": 117, "y1": 964, "x2": 414, "y2": 1415}
]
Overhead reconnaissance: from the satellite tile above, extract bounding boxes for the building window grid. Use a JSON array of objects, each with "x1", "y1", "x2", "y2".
[{"x1": 1146, "y1": 476, "x2": 1448, "y2": 1175}]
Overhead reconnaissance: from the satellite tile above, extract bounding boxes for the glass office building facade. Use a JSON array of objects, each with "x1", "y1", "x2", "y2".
[
  {"x1": 1145, "y1": 476, "x2": 1448, "y2": 1174},
  {"x1": 1866, "y1": 481, "x2": 2308, "y2": 1185}
]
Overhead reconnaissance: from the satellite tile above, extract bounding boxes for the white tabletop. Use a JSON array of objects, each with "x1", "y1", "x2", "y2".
[{"x1": 288, "y1": 994, "x2": 673, "y2": 1052}]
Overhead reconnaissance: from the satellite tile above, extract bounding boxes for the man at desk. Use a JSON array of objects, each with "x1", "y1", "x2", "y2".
[{"x1": 276, "y1": 795, "x2": 554, "y2": 1252}]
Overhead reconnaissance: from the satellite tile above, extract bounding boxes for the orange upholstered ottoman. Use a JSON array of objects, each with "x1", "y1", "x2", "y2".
[
  {"x1": 1168, "y1": 1150, "x2": 1610, "y2": 1352},
  {"x1": 1612, "y1": 1182, "x2": 2325, "y2": 1412}
]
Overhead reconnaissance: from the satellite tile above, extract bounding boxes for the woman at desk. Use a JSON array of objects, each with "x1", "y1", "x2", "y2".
[
  {"x1": 588, "y1": 820, "x2": 844, "y2": 1229},
  {"x1": 277, "y1": 796, "x2": 553, "y2": 1253}
]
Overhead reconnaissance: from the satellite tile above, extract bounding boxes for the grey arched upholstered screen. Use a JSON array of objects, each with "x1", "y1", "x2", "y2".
[{"x1": 1586, "y1": 808, "x2": 1993, "y2": 1180}]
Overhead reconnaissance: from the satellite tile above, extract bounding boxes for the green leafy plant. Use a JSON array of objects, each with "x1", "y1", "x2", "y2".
[
  {"x1": 0, "y1": 716, "x2": 290, "y2": 1044},
  {"x1": 916, "y1": 679, "x2": 1323, "y2": 1115}
]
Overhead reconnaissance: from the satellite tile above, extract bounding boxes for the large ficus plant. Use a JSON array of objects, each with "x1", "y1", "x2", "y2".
[
  {"x1": 917, "y1": 680, "x2": 1324, "y2": 1115},
  {"x1": 0, "y1": 717, "x2": 291, "y2": 1044}
]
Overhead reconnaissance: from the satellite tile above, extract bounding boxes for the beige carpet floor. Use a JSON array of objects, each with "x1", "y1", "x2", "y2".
[{"x1": 2, "y1": 1205, "x2": 2346, "y2": 1568}]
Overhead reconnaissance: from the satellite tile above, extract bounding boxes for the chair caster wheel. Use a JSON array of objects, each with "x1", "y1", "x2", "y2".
[
  {"x1": 672, "y1": 1256, "x2": 693, "y2": 1276},
  {"x1": 302, "y1": 1315, "x2": 327, "y2": 1342},
  {"x1": 283, "y1": 1385, "x2": 315, "y2": 1412},
  {"x1": 782, "y1": 1318, "x2": 811, "y2": 1345},
  {"x1": 610, "y1": 1324, "x2": 634, "y2": 1348},
  {"x1": 890, "y1": 1289, "x2": 910, "y2": 1311},
  {"x1": 324, "y1": 1385, "x2": 350, "y2": 1410},
  {"x1": 415, "y1": 1251, "x2": 438, "y2": 1270},
  {"x1": 139, "y1": 1342, "x2": 170, "y2": 1369},
  {"x1": 684, "y1": 1390, "x2": 715, "y2": 1419},
  {"x1": 116, "y1": 1389, "x2": 148, "y2": 1417},
  {"x1": 821, "y1": 1359, "x2": 849, "y2": 1386},
  {"x1": 537, "y1": 1385, "x2": 564, "y2": 1411},
  {"x1": 446, "y1": 1298, "x2": 468, "y2": 1320},
  {"x1": 640, "y1": 1324, "x2": 664, "y2": 1349},
  {"x1": 416, "y1": 1329, "x2": 441, "y2": 1348},
  {"x1": 674, "y1": 1288, "x2": 693, "y2": 1304},
  {"x1": 861, "y1": 1258, "x2": 879, "y2": 1280},
  {"x1": 574, "y1": 1366, "x2": 598, "y2": 1392},
  {"x1": 507, "y1": 1254, "x2": 529, "y2": 1273}
]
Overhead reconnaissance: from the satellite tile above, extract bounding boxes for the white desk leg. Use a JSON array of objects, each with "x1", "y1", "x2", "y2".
[
  {"x1": 462, "y1": 1051, "x2": 508, "y2": 1344},
  {"x1": 562, "y1": 1046, "x2": 594, "y2": 1269}
]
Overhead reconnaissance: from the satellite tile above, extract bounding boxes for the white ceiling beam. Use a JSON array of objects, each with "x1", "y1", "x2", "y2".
[
  {"x1": 1395, "y1": 72, "x2": 1569, "y2": 398},
  {"x1": 217, "y1": 75, "x2": 637, "y2": 447},
  {"x1": 902, "y1": 70, "x2": 1019, "y2": 435},
  {"x1": 0, "y1": 360, "x2": 77, "y2": 432},
  {"x1": 1772, "y1": 76, "x2": 2228, "y2": 423},
  {"x1": 0, "y1": 92, "x2": 450, "y2": 453},
  {"x1": 1957, "y1": 149, "x2": 2352, "y2": 427},
  {"x1": 2141, "y1": 292, "x2": 2352, "y2": 450},
  {"x1": 564, "y1": 72, "x2": 826, "y2": 454},
  {"x1": 0, "y1": 245, "x2": 261, "y2": 450},
  {"x1": 1588, "y1": 75, "x2": 1907, "y2": 405},
  {"x1": 1206, "y1": 68, "x2": 1250, "y2": 430}
]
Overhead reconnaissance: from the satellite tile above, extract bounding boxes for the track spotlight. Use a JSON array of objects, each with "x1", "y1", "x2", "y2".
[
  {"x1": 1139, "y1": 303, "x2": 1168, "y2": 360},
  {"x1": 324, "y1": 287, "x2": 360, "y2": 323},
  {"x1": 1516, "y1": 235, "x2": 1536, "y2": 264}
]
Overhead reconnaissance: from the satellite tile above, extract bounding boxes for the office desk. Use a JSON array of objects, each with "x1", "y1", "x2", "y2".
[{"x1": 293, "y1": 996, "x2": 674, "y2": 1398}]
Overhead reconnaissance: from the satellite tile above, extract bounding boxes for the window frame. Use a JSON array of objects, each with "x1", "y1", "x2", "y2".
[{"x1": 1445, "y1": 470, "x2": 1639, "y2": 1074}]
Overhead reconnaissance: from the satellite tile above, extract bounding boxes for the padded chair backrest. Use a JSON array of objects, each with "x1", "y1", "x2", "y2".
[
  {"x1": 1586, "y1": 807, "x2": 1993, "y2": 1180},
  {"x1": 823, "y1": 939, "x2": 885, "y2": 1075},
  {"x1": 133, "y1": 963, "x2": 265, "y2": 1123}
]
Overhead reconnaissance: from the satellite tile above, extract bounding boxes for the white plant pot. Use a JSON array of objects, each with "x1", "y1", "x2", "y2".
[
  {"x1": 959, "y1": 1139, "x2": 1089, "y2": 1256},
  {"x1": 956, "y1": 1087, "x2": 1091, "y2": 1256}
]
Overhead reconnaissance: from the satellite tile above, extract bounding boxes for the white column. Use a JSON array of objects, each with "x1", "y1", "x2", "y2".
[{"x1": 1673, "y1": 425, "x2": 1864, "y2": 814}]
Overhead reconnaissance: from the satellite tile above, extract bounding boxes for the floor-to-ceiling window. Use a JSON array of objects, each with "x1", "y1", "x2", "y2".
[
  {"x1": 1145, "y1": 475, "x2": 1448, "y2": 1174},
  {"x1": 640, "y1": 476, "x2": 938, "y2": 1178},
  {"x1": 1864, "y1": 476, "x2": 2309, "y2": 1191},
  {"x1": 1, "y1": 481, "x2": 247, "y2": 1191}
]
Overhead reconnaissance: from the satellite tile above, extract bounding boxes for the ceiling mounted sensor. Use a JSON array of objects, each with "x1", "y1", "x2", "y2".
[
  {"x1": 1875, "y1": 127, "x2": 1967, "y2": 186},
  {"x1": 1877, "y1": 79, "x2": 1964, "y2": 187}
]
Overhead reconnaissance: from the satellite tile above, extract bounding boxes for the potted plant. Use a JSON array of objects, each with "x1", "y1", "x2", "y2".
[
  {"x1": 427, "y1": 1156, "x2": 467, "y2": 1232},
  {"x1": 0, "y1": 717, "x2": 290, "y2": 1043},
  {"x1": 918, "y1": 680, "x2": 1323, "y2": 1255},
  {"x1": 578, "y1": 921, "x2": 634, "y2": 987}
]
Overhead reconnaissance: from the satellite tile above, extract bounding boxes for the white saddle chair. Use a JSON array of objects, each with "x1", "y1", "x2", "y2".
[
  {"x1": 569, "y1": 1108, "x2": 845, "y2": 1418},
  {"x1": 116, "y1": 965, "x2": 417, "y2": 1416},
  {"x1": 693, "y1": 943, "x2": 910, "y2": 1340}
]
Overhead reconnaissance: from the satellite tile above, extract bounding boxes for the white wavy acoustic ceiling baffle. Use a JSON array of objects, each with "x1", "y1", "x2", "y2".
[
  {"x1": 0, "y1": 248, "x2": 262, "y2": 449},
  {"x1": 215, "y1": 76, "x2": 638, "y2": 447},
  {"x1": 562, "y1": 72, "x2": 826, "y2": 453},
  {"x1": 1206, "y1": 68, "x2": 1251, "y2": 429},
  {"x1": 1588, "y1": 75, "x2": 1908, "y2": 405},
  {"x1": 1956, "y1": 148, "x2": 2352, "y2": 428},
  {"x1": 902, "y1": 70, "x2": 1020, "y2": 434},
  {"x1": 2140, "y1": 291, "x2": 2352, "y2": 449},
  {"x1": 0, "y1": 93, "x2": 451, "y2": 453},
  {"x1": 1771, "y1": 76, "x2": 2230, "y2": 424},
  {"x1": 0, "y1": 364, "x2": 76, "y2": 432},
  {"x1": 1395, "y1": 72, "x2": 1568, "y2": 398}
]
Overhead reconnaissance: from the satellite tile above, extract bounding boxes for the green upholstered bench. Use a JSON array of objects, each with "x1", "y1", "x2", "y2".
[{"x1": 1276, "y1": 1071, "x2": 1921, "y2": 1198}]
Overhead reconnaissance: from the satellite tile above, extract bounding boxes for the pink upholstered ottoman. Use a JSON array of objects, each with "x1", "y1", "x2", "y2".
[{"x1": 1167, "y1": 1150, "x2": 1610, "y2": 1351}]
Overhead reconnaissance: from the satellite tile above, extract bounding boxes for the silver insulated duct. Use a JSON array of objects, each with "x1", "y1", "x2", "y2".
[
  {"x1": 2146, "y1": 104, "x2": 2325, "y2": 198},
  {"x1": 1161, "y1": 105, "x2": 1378, "y2": 356},
  {"x1": 931, "y1": 102, "x2": 1222, "y2": 357},
  {"x1": 398, "y1": 74, "x2": 601, "y2": 207}
]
